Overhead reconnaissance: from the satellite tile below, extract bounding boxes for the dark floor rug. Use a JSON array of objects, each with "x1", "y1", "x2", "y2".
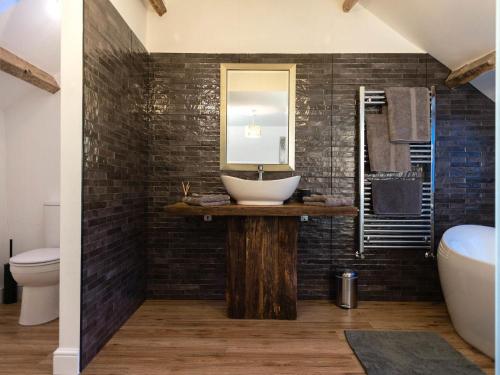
[{"x1": 345, "y1": 331, "x2": 485, "y2": 375}]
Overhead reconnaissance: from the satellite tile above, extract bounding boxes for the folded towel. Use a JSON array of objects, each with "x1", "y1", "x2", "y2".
[
  {"x1": 303, "y1": 196, "x2": 354, "y2": 207},
  {"x1": 366, "y1": 108, "x2": 412, "y2": 172},
  {"x1": 188, "y1": 193, "x2": 231, "y2": 203},
  {"x1": 182, "y1": 195, "x2": 231, "y2": 207},
  {"x1": 371, "y1": 179, "x2": 422, "y2": 216},
  {"x1": 196, "y1": 200, "x2": 230, "y2": 207},
  {"x1": 303, "y1": 194, "x2": 333, "y2": 202},
  {"x1": 385, "y1": 87, "x2": 430, "y2": 143}
]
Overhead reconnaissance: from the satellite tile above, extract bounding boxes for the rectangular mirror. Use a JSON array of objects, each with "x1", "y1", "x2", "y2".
[{"x1": 220, "y1": 64, "x2": 296, "y2": 171}]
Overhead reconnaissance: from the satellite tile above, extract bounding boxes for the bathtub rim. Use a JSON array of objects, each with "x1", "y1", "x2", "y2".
[{"x1": 439, "y1": 225, "x2": 495, "y2": 268}]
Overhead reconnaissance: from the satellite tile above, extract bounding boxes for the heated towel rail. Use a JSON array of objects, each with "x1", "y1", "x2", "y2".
[{"x1": 357, "y1": 86, "x2": 436, "y2": 259}]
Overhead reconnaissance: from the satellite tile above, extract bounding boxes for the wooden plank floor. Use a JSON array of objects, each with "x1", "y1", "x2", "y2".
[
  {"x1": 83, "y1": 300, "x2": 494, "y2": 375},
  {"x1": 0, "y1": 302, "x2": 58, "y2": 375}
]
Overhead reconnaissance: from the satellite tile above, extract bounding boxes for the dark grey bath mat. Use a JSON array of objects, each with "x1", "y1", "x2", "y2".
[{"x1": 345, "y1": 331, "x2": 485, "y2": 375}]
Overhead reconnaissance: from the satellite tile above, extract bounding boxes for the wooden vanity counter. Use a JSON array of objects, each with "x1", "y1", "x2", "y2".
[
  {"x1": 165, "y1": 202, "x2": 358, "y2": 320},
  {"x1": 164, "y1": 202, "x2": 358, "y2": 217}
]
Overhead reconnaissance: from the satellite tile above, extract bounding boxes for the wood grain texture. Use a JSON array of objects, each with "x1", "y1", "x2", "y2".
[
  {"x1": 82, "y1": 300, "x2": 494, "y2": 375},
  {"x1": 148, "y1": 0, "x2": 166, "y2": 16},
  {"x1": 227, "y1": 217, "x2": 298, "y2": 320},
  {"x1": 0, "y1": 47, "x2": 60, "y2": 94},
  {"x1": 165, "y1": 202, "x2": 358, "y2": 217},
  {"x1": 226, "y1": 217, "x2": 247, "y2": 319},
  {"x1": 0, "y1": 303, "x2": 58, "y2": 375},
  {"x1": 446, "y1": 51, "x2": 495, "y2": 88},
  {"x1": 343, "y1": 0, "x2": 359, "y2": 12}
]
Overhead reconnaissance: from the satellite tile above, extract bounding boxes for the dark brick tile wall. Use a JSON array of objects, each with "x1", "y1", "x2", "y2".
[
  {"x1": 82, "y1": 0, "x2": 494, "y2": 368},
  {"x1": 428, "y1": 59, "x2": 495, "y2": 239},
  {"x1": 148, "y1": 53, "x2": 494, "y2": 301},
  {"x1": 81, "y1": 0, "x2": 149, "y2": 368}
]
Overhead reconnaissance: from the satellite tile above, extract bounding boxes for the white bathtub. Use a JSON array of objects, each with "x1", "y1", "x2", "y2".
[{"x1": 438, "y1": 225, "x2": 495, "y2": 358}]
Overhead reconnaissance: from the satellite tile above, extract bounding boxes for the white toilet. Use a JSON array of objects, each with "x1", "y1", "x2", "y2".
[{"x1": 9, "y1": 202, "x2": 60, "y2": 326}]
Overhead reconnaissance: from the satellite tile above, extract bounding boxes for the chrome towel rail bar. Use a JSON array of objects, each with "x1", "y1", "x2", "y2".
[{"x1": 357, "y1": 86, "x2": 436, "y2": 259}]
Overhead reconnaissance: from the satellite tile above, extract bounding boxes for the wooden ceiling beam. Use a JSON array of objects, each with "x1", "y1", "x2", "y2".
[
  {"x1": 149, "y1": 0, "x2": 167, "y2": 16},
  {"x1": 0, "y1": 47, "x2": 60, "y2": 94},
  {"x1": 343, "y1": 0, "x2": 359, "y2": 12},
  {"x1": 445, "y1": 51, "x2": 495, "y2": 88}
]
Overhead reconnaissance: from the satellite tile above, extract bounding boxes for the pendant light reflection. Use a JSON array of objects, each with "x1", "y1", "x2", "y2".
[
  {"x1": 46, "y1": 0, "x2": 61, "y2": 21},
  {"x1": 245, "y1": 110, "x2": 261, "y2": 138}
]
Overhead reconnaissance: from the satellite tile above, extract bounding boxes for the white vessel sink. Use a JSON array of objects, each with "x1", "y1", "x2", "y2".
[{"x1": 221, "y1": 175, "x2": 301, "y2": 206}]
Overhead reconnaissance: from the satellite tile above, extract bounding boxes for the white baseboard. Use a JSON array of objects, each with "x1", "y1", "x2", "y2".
[{"x1": 53, "y1": 347, "x2": 80, "y2": 375}]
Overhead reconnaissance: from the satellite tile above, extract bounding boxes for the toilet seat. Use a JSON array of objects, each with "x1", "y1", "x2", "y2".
[
  {"x1": 10, "y1": 262, "x2": 59, "y2": 275},
  {"x1": 10, "y1": 248, "x2": 60, "y2": 267}
]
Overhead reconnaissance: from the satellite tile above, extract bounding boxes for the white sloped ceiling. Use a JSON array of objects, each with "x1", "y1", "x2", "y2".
[
  {"x1": 360, "y1": 0, "x2": 495, "y2": 101},
  {"x1": 144, "y1": 0, "x2": 424, "y2": 53},
  {"x1": 0, "y1": 0, "x2": 494, "y2": 105},
  {"x1": 0, "y1": 0, "x2": 60, "y2": 109}
]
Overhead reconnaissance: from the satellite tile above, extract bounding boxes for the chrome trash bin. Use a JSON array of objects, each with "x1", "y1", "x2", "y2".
[{"x1": 335, "y1": 270, "x2": 358, "y2": 309}]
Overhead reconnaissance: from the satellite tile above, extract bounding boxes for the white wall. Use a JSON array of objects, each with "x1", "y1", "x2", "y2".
[
  {"x1": 53, "y1": 1, "x2": 82, "y2": 373},
  {"x1": 0, "y1": 0, "x2": 61, "y2": 286},
  {"x1": 3, "y1": 82, "x2": 61, "y2": 259},
  {"x1": 0, "y1": 111, "x2": 8, "y2": 288},
  {"x1": 470, "y1": 70, "x2": 495, "y2": 102},
  {"x1": 110, "y1": 0, "x2": 148, "y2": 47},
  {"x1": 0, "y1": 85, "x2": 60, "y2": 290},
  {"x1": 145, "y1": 0, "x2": 423, "y2": 53}
]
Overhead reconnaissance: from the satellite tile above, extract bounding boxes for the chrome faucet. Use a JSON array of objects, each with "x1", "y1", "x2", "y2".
[{"x1": 257, "y1": 165, "x2": 264, "y2": 181}]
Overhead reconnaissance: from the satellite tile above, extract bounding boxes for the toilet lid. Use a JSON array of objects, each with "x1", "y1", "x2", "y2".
[{"x1": 10, "y1": 248, "x2": 60, "y2": 265}]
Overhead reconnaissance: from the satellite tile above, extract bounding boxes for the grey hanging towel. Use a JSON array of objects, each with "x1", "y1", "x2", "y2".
[
  {"x1": 385, "y1": 87, "x2": 430, "y2": 143},
  {"x1": 366, "y1": 108, "x2": 411, "y2": 172},
  {"x1": 372, "y1": 179, "x2": 422, "y2": 216}
]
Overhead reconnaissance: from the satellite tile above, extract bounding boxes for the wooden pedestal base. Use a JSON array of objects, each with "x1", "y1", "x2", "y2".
[
  {"x1": 164, "y1": 202, "x2": 358, "y2": 320},
  {"x1": 226, "y1": 216, "x2": 298, "y2": 320}
]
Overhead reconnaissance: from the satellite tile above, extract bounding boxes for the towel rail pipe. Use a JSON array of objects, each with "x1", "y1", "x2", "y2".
[{"x1": 358, "y1": 86, "x2": 436, "y2": 259}]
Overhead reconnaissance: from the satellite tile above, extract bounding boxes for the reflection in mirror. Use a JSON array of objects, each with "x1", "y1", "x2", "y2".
[
  {"x1": 226, "y1": 70, "x2": 289, "y2": 165},
  {"x1": 220, "y1": 64, "x2": 296, "y2": 171}
]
